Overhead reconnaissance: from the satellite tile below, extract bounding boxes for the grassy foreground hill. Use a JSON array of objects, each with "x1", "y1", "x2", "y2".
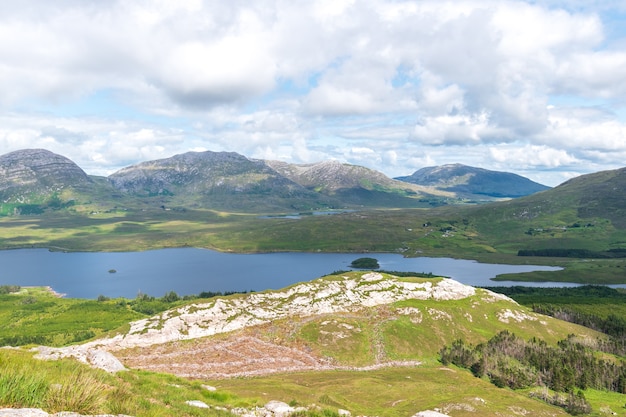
[{"x1": 3, "y1": 272, "x2": 624, "y2": 416}]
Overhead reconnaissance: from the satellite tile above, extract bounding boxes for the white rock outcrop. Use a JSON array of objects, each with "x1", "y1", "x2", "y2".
[
  {"x1": 32, "y1": 346, "x2": 125, "y2": 373},
  {"x1": 86, "y1": 274, "x2": 481, "y2": 352},
  {"x1": 34, "y1": 273, "x2": 513, "y2": 373}
]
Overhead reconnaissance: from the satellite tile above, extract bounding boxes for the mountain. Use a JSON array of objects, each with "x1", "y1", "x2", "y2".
[
  {"x1": 108, "y1": 151, "x2": 449, "y2": 211},
  {"x1": 396, "y1": 163, "x2": 550, "y2": 199},
  {"x1": 437, "y1": 165, "x2": 626, "y2": 264},
  {"x1": 107, "y1": 150, "x2": 333, "y2": 211},
  {"x1": 266, "y1": 159, "x2": 448, "y2": 207},
  {"x1": 0, "y1": 149, "x2": 98, "y2": 214},
  {"x1": 0, "y1": 149, "x2": 544, "y2": 215},
  {"x1": 0, "y1": 149, "x2": 92, "y2": 200}
]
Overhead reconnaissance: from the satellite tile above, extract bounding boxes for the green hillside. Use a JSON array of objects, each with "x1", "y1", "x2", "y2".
[{"x1": 2, "y1": 273, "x2": 624, "y2": 416}]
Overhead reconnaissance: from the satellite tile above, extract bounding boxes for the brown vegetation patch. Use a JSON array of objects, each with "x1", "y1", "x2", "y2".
[{"x1": 117, "y1": 333, "x2": 335, "y2": 379}]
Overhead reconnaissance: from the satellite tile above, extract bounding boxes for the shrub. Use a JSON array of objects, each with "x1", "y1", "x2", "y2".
[{"x1": 0, "y1": 285, "x2": 20, "y2": 294}]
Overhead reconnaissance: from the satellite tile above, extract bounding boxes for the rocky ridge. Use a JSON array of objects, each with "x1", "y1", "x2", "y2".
[
  {"x1": 93, "y1": 273, "x2": 480, "y2": 351},
  {"x1": 22, "y1": 273, "x2": 560, "y2": 417},
  {"x1": 108, "y1": 151, "x2": 302, "y2": 196},
  {"x1": 34, "y1": 273, "x2": 515, "y2": 374}
]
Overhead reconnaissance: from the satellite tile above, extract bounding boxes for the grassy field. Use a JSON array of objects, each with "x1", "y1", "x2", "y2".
[
  {"x1": 0, "y1": 286, "x2": 202, "y2": 347},
  {"x1": 212, "y1": 364, "x2": 573, "y2": 417},
  {"x1": 2, "y1": 336, "x2": 623, "y2": 417},
  {"x1": 0, "y1": 287, "x2": 141, "y2": 346}
]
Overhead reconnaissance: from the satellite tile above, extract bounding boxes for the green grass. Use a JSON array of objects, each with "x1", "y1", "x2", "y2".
[
  {"x1": 213, "y1": 364, "x2": 571, "y2": 417},
  {"x1": 0, "y1": 275, "x2": 622, "y2": 416},
  {"x1": 0, "y1": 348, "x2": 246, "y2": 416},
  {"x1": 0, "y1": 288, "x2": 144, "y2": 346}
]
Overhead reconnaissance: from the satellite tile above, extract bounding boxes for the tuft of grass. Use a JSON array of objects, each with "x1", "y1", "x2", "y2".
[{"x1": 45, "y1": 369, "x2": 109, "y2": 414}]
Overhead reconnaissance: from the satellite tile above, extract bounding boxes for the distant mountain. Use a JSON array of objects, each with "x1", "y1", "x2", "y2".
[
  {"x1": 395, "y1": 163, "x2": 550, "y2": 199},
  {"x1": 109, "y1": 151, "x2": 453, "y2": 211},
  {"x1": 266, "y1": 159, "x2": 447, "y2": 207},
  {"x1": 0, "y1": 149, "x2": 554, "y2": 216},
  {"x1": 108, "y1": 151, "x2": 331, "y2": 211},
  {"x1": 0, "y1": 149, "x2": 92, "y2": 204}
]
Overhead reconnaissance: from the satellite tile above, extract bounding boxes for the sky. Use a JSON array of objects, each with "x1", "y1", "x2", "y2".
[{"x1": 1, "y1": 1, "x2": 626, "y2": 187}]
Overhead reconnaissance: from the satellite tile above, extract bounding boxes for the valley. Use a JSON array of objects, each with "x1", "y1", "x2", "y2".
[{"x1": 1, "y1": 148, "x2": 626, "y2": 416}]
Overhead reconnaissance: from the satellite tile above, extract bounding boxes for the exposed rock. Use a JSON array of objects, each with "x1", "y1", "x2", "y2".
[
  {"x1": 412, "y1": 411, "x2": 451, "y2": 417},
  {"x1": 33, "y1": 346, "x2": 125, "y2": 373},
  {"x1": 35, "y1": 273, "x2": 513, "y2": 375},
  {"x1": 263, "y1": 401, "x2": 295, "y2": 416},
  {"x1": 497, "y1": 309, "x2": 538, "y2": 323},
  {"x1": 86, "y1": 274, "x2": 481, "y2": 353},
  {"x1": 231, "y1": 401, "x2": 308, "y2": 417},
  {"x1": 185, "y1": 400, "x2": 209, "y2": 409},
  {"x1": 0, "y1": 409, "x2": 48, "y2": 417}
]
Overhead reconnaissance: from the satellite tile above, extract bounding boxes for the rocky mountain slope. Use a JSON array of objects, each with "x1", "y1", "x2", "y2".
[
  {"x1": 266, "y1": 159, "x2": 449, "y2": 207},
  {"x1": 0, "y1": 149, "x2": 92, "y2": 204},
  {"x1": 108, "y1": 150, "x2": 333, "y2": 211},
  {"x1": 396, "y1": 163, "x2": 550, "y2": 199},
  {"x1": 108, "y1": 151, "x2": 449, "y2": 210}
]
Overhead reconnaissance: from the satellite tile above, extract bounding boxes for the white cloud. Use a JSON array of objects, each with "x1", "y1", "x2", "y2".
[
  {"x1": 489, "y1": 144, "x2": 579, "y2": 169},
  {"x1": 0, "y1": 0, "x2": 623, "y2": 184}
]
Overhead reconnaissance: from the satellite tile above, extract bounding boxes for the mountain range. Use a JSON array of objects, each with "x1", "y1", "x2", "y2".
[{"x1": 0, "y1": 148, "x2": 549, "y2": 213}]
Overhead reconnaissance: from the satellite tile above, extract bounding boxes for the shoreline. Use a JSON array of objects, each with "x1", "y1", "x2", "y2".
[{"x1": 22, "y1": 285, "x2": 66, "y2": 298}]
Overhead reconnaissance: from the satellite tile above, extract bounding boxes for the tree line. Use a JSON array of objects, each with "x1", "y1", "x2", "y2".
[
  {"x1": 440, "y1": 330, "x2": 626, "y2": 414},
  {"x1": 484, "y1": 286, "x2": 626, "y2": 356}
]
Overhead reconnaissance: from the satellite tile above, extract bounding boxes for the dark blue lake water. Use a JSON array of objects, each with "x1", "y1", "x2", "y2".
[{"x1": 0, "y1": 248, "x2": 575, "y2": 299}]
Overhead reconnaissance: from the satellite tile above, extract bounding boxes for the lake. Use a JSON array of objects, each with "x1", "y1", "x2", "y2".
[{"x1": 0, "y1": 248, "x2": 576, "y2": 299}]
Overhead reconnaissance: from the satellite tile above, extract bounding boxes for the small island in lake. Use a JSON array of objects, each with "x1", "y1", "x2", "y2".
[
  {"x1": 350, "y1": 257, "x2": 380, "y2": 269},
  {"x1": 108, "y1": 269, "x2": 117, "y2": 274}
]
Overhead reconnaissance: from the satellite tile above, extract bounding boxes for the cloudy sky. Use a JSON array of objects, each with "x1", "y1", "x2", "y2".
[{"x1": 1, "y1": 0, "x2": 626, "y2": 186}]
